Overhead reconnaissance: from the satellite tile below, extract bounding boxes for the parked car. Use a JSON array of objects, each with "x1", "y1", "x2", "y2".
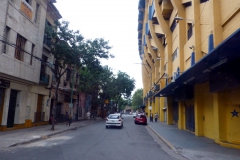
[
  {"x1": 106, "y1": 114, "x2": 123, "y2": 129},
  {"x1": 134, "y1": 114, "x2": 147, "y2": 125},
  {"x1": 133, "y1": 112, "x2": 137, "y2": 118}
]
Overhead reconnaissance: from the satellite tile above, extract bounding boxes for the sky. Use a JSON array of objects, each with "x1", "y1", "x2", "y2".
[{"x1": 55, "y1": 0, "x2": 143, "y2": 94}]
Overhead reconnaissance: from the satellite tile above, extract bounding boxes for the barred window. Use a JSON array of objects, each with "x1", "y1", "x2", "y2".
[
  {"x1": 187, "y1": 23, "x2": 193, "y2": 40},
  {"x1": 15, "y1": 34, "x2": 26, "y2": 61},
  {"x1": 172, "y1": 48, "x2": 178, "y2": 62}
]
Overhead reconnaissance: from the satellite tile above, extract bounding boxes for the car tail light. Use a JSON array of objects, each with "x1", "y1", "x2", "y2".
[
  {"x1": 106, "y1": 118, "x2": 108, "y2": 121},
  {"x1": 118, "y1": 119, "x2": 121, "y2": 121}
]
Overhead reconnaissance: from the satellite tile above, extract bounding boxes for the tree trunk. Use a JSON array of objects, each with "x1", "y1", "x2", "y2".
[{"x1": 51, "y1": 81, "x2": 60, "y2": 131}]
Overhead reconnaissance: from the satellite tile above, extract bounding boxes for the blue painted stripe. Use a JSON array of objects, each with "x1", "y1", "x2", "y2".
[
  {"x1": 138, "y1": 23, "x2": 143, "y2": 31},
  {"x1": 143, "y1": 36, "x2": 147, "y2": 46},
  {"x1": 138, "y1": 11, "x2": 144, "y2": 21},
  {"x1": 148, "y1": 2, "x2": 155, "y2": 20},
  {"x1": 145, "y1": 23, "x2": 149, "y2": 35},
  {"x1": 138, "y1": 0, "x2": 145, "y2": 9},
  {"x1": 138, "y1": 32, "x2": 142, "y2": 39},
  {"x1": 191, "y1": 52, "x2": 195, "y2": 66},
  {"x1": 208, "y1": 34, "x2": 214, "y2": 53}
]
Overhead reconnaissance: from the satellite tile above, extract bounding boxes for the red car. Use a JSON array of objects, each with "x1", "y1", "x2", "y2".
[{"x1": 134, "y1": 114, "x2": 147, "y2": 125}]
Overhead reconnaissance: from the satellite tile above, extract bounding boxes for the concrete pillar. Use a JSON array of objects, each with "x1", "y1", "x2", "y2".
[
  {"x1": 194, "y1": 83, "x2": 204, "y2": 136},
  {"x1": 167, "y1": 96, "x2": 173, "y2": 125},
  {"x1": 178, "y1": 101, "x2": 185, "y2": 129},
  {"x1": 213, "y1": 93, "x2": 226, "y2": 143}
]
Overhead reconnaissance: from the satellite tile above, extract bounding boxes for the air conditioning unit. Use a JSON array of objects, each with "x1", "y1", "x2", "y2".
[
  {"x1": 164, "y1": 72, "x2": 168, "y2": 78},
  {"x1": 172, "y1": 72, "x2": 177, "y2": 82}
]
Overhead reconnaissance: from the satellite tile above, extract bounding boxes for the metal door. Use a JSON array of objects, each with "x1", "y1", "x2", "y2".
[
  {"x1": 185, "y1": 105, "x2": 195, "y2": 132},
  {"x1": 7, "y1": 90, "x2": 18, "y2": 128},
  {"x1": 0, "y1": 88, "x2": 5, "y2": 125}
]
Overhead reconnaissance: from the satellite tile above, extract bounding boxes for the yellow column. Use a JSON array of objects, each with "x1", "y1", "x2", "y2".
[
  {"x1": 210, "y1": 0, "x2": 223, "y2": 46},
  {"x1": 167, "y1": 96, "x2": 173, "y2": 125},
  {"x1": 159, "y1": 97, "x2": 164, "y2": 122},
  {"x1": 194, "y1": 84, "x2": 204, "y2": 136},
  {"x1": 152, "y1": 100, "x2": 156, "y2": 114},
  {"x1": 178, "y1": 101, "x2": 185, "y2": 130},
  {"x1": 213, "y1": 93, "x2": 226, "y2": 143},
  {"x1": 155, "y1": 97, "x2": 160, "y2": 120},
  {"x1": 147, "y1": 99, "x2": 151, "y2": 117},
  {"x1": 192, "y1": 0, "x2": 201, "y2": 61}
]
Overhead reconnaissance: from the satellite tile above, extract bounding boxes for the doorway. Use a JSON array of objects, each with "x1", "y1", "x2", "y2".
[
  {"x1": 55, "y1": 102, "x2": 62, "y2": 122},
  {"x1": 0, "y1": 88, "x2": 5, "y2": 125},
  {"x1": 35, "y1": 94, "x2": 43, "y2": 122},
  {"x1": 185, "y1": 105, "x2": 195, "y2": 132},
  {"x1": 7, "y1": 90, "x2": 18, "y2": 128}
]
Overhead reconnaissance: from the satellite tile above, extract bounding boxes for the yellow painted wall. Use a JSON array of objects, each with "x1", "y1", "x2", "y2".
[
  {"x1": 200, "y1": 2, "x2": 211, "y2": 54},
  {"x1": 222, "y1": 12, "x2": 240, "y2": 40},
  {"x1": 202, "y1": 83, "x2": 214, "y2": 139},
  {"x1": 224, "y1": 87, "x2": 240, "y2": 143},
  {"x1": 220, "y1": 0, "x2": 240, "y2": 23}
]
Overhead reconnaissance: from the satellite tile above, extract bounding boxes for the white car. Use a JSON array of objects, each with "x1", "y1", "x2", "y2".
[{"x1": 106, "y1": 114, "x2": 123, "y2": 129}]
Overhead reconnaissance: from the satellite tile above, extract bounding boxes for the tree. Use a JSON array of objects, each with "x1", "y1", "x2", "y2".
[
  {"x1": 112, "y1": 71, "x2": 135, "y2": 110},
  {"x1": 45, "y1": 21, "x2": 113, "y2": 130},
  {"x1": 132, "y1": 88, "x2": 143, "y2": 111}
]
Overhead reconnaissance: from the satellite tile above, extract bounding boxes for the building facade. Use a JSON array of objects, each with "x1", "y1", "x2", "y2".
[
  {"x1": 0, "y1": 0, "x2": 61, "y2": 131},
  {"x1": 138, "y1": 0, "x2": 240, "y2": 149}
]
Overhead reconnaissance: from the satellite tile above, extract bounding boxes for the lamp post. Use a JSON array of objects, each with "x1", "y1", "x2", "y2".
[{"x1": 174, "y1": 16, "x2": 194, "y2": 26}]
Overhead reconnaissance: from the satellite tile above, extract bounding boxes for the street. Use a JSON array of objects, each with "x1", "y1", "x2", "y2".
[{"x1": 0, "y1": 115, "x2": 185, "y2": 160}]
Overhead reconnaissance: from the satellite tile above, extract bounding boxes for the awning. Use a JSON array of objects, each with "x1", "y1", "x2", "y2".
[{"x1": 155, "y1": 28, "x2": 240, "y2": 97}]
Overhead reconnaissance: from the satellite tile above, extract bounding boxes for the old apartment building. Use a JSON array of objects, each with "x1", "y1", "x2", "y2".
[{"x1": 0, "y1": 0, "x2": 61, "y2": 131}]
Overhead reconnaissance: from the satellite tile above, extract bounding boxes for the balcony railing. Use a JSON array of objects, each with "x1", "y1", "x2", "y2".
[
  {"x1": 34, "y1": 112, "x2": 45, "y2": 122},
  {"x1": 40, "y1": 72, "x2": 50, "y2": 85}
]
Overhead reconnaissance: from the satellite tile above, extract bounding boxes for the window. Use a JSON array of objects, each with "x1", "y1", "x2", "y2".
[
  {"x1": 2, "y1": 26, "x2": 10, "y2": 53},
  {"x1": 170, "y1": 20, "x2": 177, "y2": 32},
  {"x1": 43, "y1": 21, "x2": 52, "y2": 47},
  {"x1": 200, "y1": 0, "x2": 209, "y2": 3},
  {"x1": 40, "y1": 55, "x2": 48, "y2": 73},
  {"x1": 34, "y1": 3, "x2": 40, "y2": 23},
  {"x1": 162, "y1": 36, "x2": 166, "y2": 47},
  {"x1": 187, "y1": 23, "x2": 193, "y2": 40},
  {"x1": 15, "y1": 34, "x2": 26, "y2": 61},
  {"x1": 172, "y1": 48, "x2": 178, "y2": 62},
  {"x1": 183, "y1": 2, "x2": 192, "y2": 8},
  {"x1": 30, "y1": 44, "x2": 35, "y2": 65},
  {"x1": 25, "y1": 0, "x2": 32, "y2": 5}
]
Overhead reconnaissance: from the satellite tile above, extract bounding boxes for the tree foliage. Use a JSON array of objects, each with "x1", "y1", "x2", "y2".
[
  {"x1": 46, "y1": 21, "x2": 113, "y2": 129},
  {"x1": 132, "y1": 88, "x2": 143, "y2": 111}
]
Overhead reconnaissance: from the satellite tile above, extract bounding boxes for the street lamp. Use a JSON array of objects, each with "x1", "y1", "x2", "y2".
[{"x1": 174, "y1": 16, "x2": 195, "y2": 26}]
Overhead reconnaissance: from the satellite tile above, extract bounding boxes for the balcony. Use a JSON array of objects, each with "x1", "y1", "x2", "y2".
[{"x1": 39, "y1": 72, "x2": 50, "y2": 85}]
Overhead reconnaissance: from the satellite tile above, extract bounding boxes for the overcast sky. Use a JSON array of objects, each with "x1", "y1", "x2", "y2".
[{"x1": 55, "y1": 0, "x2": 143, "y2": 94}]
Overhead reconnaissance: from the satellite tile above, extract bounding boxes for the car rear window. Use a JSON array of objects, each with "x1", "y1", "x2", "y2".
[
  {"x1": 140, "y1": 115, "x2": 146, "y2": 118},
  {"x1": 108, "y1": 115, "x2": 119, "y2": 119}
]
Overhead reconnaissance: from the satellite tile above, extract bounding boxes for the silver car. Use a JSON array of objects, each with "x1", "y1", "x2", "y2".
[{"x1": 106, "y1": 114, "x2": 123, "y2": 129}]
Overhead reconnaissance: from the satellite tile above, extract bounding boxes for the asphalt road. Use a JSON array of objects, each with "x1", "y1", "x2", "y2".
[{"x1": 0, "y1": 115, "x2": 186, "y2": 160}]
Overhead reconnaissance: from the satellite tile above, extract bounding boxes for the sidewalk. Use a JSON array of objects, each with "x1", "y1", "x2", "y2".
[
  {"x1": 148, "y1": 121, "x2": 240, "y2": 160},
  {"x1": 0, "y1": 117, "x2": 103, "y2": 149}
]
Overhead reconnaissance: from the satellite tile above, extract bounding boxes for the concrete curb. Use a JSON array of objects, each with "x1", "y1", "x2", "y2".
[
  {"x1": 8, "y1": 119, "x2": 103, "y2": 148},
  {"x1": 148, "y1": 125, "x2": 178, "y2": 153}
]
